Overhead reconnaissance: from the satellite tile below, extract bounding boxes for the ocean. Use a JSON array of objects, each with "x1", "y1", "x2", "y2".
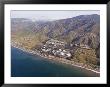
[{"x1": 11, "y1": 47, "x2": 99, "y2": 77}]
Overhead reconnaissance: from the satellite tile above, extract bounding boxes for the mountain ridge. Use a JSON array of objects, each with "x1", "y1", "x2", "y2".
[{"x1": 11, "y1": 14, "x2": 100, "y2": 59}]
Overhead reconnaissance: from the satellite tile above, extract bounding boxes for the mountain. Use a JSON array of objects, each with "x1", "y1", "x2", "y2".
[{"x1": 11, "y1": 14, "x2": 100, "y2": 59}]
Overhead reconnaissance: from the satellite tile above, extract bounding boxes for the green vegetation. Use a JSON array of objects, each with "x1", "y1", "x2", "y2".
[
  {"x1": 11, "y1": 14, "x2": 100, "y2": 70},
  {"x1": 72, "y1": 48, "x2": 99, "y2": 67},
  {"x1": 11, "y1": 30, "x2": 48, "y2": 49}
]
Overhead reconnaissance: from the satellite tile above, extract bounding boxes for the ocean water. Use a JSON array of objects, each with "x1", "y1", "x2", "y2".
[{"x1": 11, "y1": 47, "x2": 99, "y2": 77}]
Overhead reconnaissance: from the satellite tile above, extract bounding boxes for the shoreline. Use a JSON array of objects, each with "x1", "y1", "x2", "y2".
[{"x1": 11, "y1": 45, "x2": 100, "y2": 74}]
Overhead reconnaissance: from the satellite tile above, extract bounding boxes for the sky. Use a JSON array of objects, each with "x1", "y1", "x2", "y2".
[{"x1": 11, "y1": 10, "x2": 100, "y2": 21}]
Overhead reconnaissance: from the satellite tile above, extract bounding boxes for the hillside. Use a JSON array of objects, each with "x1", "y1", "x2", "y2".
[{"x1": 11, "y1": 14, "x2": 100, "y2": 67}]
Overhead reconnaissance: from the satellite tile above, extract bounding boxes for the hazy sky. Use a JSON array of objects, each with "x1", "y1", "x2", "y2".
[{"x1": 11, "y1": 10, "x2": 100, "y2": 21}]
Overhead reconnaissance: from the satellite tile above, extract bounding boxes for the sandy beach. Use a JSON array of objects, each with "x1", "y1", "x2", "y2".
[{"x1": 11, "y1": 44, "x2": 100, "y2": 74}]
